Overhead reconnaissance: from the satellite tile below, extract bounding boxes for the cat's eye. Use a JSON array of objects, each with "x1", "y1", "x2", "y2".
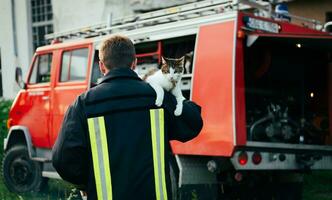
[{"x1": 176, "y1": 67, "x2": 183, "y2": 73}]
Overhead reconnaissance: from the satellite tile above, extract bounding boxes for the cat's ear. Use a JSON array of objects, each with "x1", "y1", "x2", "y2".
[
  {"x1": 178, "y1": 56, "x2": 185, "y2": 66},
  {"x1": 161, "y1": 57, "x2": 166, "y2": 65}
]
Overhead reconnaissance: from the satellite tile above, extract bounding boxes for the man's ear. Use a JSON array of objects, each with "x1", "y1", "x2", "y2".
[
  {"x1": 99, "y1": 61, "x2": 107, "y2": 75},
  {"x1": 131, "y1": 58, "x2": 137, "y2": 70}
]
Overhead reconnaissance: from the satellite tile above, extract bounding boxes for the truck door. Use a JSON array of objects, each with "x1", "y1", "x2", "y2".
[
  {"x1": 25, "y1": 53, "x2": 53, "y2": 148},
  {"x1": 171, "y1": 20, "x2": 237, "y2": 156},
  {"x1": 50, "y1": 46, "x2": 91, "y2": 146}
]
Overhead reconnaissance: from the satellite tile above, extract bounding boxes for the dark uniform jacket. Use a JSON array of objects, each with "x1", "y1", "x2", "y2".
[{"x1": 52, "y1": 67, "x2": 203, "y2": 200}]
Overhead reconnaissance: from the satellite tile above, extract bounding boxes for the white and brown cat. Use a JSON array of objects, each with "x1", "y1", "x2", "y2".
[{"x1": 143, "y1": 57, "x2": 185, "y2": 116}]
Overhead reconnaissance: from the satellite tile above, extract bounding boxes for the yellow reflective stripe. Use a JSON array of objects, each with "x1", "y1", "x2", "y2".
[
  {"x1": 88, "y1": 117, "x2": 113, "y2": 200},
  {"x1": 98, "y1": 117, "x2": 113, "y2": 200},
  {"x1": 158, "y1": 109, "x2": 168, "y2": 200},
  {"x1": 88, "y1": 118, "x2": 104, "y2": 200},
  {"x1": 150, "y1": 109, "x2": 168, "y2": 200},
  {"x1": 150, "y1": 110, "x2": 161, "y2": 200}
]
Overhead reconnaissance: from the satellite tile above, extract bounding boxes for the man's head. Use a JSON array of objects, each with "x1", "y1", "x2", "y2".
[{"x1": 99, "y1": 35, "x2": 136, "y2": 74}]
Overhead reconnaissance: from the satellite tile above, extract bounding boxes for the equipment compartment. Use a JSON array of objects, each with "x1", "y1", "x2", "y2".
[{"x1": 244, "y1": 36, "x2": 331, "y2": 145}]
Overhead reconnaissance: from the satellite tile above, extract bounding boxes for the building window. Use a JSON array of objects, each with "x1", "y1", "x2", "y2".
[{"x1": 31, "y1": 0, "x2": 54, "y2": 50}]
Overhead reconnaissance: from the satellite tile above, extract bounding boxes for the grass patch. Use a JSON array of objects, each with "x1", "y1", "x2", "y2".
[
  {"x1": 0, "y1": 179, "x2": 73, "y2": 200},
  {"x1": 303, "y1": 171, "x2": 332, "y2": 200},
  {"x1": 0, "y1": 99, "x2": 12, "y2": 151}
]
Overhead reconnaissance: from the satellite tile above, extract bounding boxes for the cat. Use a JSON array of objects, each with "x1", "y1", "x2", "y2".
[{"x1": 143, "y1": 56, "x2": 186, "y2": 116}]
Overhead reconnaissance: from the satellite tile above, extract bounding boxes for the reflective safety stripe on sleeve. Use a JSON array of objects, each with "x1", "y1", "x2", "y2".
[
  {"x1": 150, "y1": 109, "x2": 168, "y2": 200},
  {"x1": 88, "y1": 117, "x2": 113, "y2": 200}
]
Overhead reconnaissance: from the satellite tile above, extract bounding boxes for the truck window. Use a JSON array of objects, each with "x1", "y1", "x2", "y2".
[
  {"x1": 60, "y1": 48, "x2": 89, "y2": 82},
  {"x1": 29, "y1": 53, "x2": 52, "y2": 84}
]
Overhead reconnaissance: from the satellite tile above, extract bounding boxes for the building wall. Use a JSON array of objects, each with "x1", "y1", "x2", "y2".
[
  {"x1": 52, "y1": 0, "x2": 107, "y2": 32},
  {"x1": 0, "y1": 0, "x2": 32, "y2": 99},
  {"x1": 52, "y1": 0, "x2": 195, "y2": 32}
]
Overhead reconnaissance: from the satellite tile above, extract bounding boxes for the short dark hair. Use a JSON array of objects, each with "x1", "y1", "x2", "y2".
[{"x1": 99, "y1": 35, "x2": 136, "y2": 69}]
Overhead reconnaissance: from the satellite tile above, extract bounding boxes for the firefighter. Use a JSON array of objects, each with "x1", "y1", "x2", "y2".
[{"x1": 52, "y1": 35, "x2": 203, "y2": 200}]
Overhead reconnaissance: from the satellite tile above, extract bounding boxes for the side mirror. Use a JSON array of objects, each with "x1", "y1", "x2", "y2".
[{"x1": 15, "y1": 67, "x2": 26, "y2": 89}]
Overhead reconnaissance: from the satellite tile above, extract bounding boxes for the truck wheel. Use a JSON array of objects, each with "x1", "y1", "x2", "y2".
[{"x1": 2, "y1": 145, "x2": 46, "y2": 193}]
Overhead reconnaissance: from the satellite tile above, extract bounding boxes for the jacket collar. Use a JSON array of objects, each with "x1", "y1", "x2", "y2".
[{"x1": 98, "y1": 67, "x2": 141, "y2": 84}]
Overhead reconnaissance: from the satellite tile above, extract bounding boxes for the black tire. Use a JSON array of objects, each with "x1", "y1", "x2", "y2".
[{"x1": 2, "y1": 145, "x2": 46, "y2": 193}]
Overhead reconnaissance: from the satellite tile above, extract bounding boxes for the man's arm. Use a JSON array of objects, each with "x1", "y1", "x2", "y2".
[
  {"x1": 164, "y1": 93, "x2": 203, "y2": 142},
  {"x1": 52, "y1": 96, "x2": 88, "y2": 186}
]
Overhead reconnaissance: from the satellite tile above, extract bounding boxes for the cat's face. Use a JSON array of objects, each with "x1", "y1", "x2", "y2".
[{"x1": 161, "y1": 57, "x2": 184, "y2": 83}]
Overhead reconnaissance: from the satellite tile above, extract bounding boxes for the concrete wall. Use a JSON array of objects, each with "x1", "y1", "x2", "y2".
[
  {"x1": 0, "y1": 0, "x2": 32, "y2": 99},
  {"x1": 52, "y1": 0, "x2": 196, "y2": 32},
  {"x1": 52, "y1": 0, "x2": 107, "y2": 32}
]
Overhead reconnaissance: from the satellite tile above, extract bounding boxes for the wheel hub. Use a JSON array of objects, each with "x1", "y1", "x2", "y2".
[{"x1": 10, "y1": 157, "x2": 32, "y2": 185}]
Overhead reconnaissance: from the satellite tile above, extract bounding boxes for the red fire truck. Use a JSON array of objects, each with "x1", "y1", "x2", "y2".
[{"x1": 3, "y1": 0, "x2": 332, "y2": 198}]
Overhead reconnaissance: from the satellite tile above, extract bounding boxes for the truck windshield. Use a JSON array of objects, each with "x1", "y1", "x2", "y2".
[{"x1": 244, "y1": 36, "x2": 331, "y2": 145}]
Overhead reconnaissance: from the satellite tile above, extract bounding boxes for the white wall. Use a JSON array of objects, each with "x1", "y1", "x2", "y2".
[
  {"x1": 130, "y1": 0, "x2": 197, "y2": 12},
  {"x1": 52, "y1": 0, "x2": 107, "y2": 32},
  {"x1": 0, "y1": 0, "x2": 32, "y2": 99},
  {"x1": 16, "y1": 0, "x2": 33, "y2": 81},
  {"x1": 0, "y1": 0, "x2": 16, "y2": 99},
  {"x1": 52, "y1": 0, "x2": 196, "y2": 32}
]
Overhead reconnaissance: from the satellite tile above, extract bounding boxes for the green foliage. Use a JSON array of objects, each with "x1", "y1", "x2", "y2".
[
  {"x1": 0, "y1": 99, "x2": 12, "y2": 138},
  {"x1": 0, "y1": 179, "x2": 74, "y2": 200},
  {"x1": 303, "y1": 171, "x2": 332, "y2": 200},
  {"x1": 0, "y1": 99, "x2": 12, "y2": 160}
]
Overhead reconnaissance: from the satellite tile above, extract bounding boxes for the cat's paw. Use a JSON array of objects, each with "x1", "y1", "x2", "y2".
[
  {"x1": 155, "y1": 88, "x2": 164, "y2": 107},
  {"x1": 155, "y1": 98, "x2": 163, "y2": 107},
  {"x1": 149, "y1": 83, "x2": 164, "y2": 107},
  {"x1": 174, "y1": 107, "x2": 182, "y2": 116}
]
